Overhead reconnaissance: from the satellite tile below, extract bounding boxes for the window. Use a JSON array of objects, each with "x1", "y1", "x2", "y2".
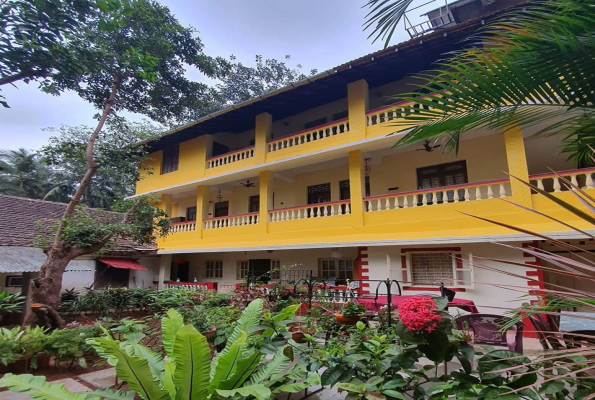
[
  {"x1": 249, "y1": 195, "x2": 260, "y2": 213},
  {"x1": 214, "y1": 201, "x2": 229, "y2": 217},
  {"x1": 186, "y1": 206, "x2": 197, "y2": 222},
  {"x1": 339, "y1": 177, "x2": 371, "y2": 200},
  {"x1": 307, "y1": 183, "x2": 331, "y2": 204},
  {"x1": 417, "y1": 161, "x2": 467, "y2": 203},
  {"x1": 237, "y1": 259, "x2": 281, "y2": 281},
  {"x1": 237, "y1": 260, "x2": 249, "y2": 280},
  {"x1": 319, "y1": 259, "x2": 354, "y2": 281},
  {"x1": 304, "y1": 117, "x2": 327, "y2": 130},
  {"x1": 401, "y1": 251, "x2": 475, "y2": 288},
  {"x1": 205, "y1": 260, "x2": 223, "y2": 278},
  {"x1": 161, "y1": 145, "x2": 179, "y2": 174},
  {"x1": 333, "y1": 110, "x2": 348, "y2": 121}
]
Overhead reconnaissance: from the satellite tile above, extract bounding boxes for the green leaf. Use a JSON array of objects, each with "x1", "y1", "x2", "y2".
[
  {"x1": 248, "y1": 346, "x2": 291, "y2": 386},
  {"x1": 274, "y1": 373, "x2": 321, "y2": 394},
  {"x1": 382, "y1": 390, "x2": 405, "y2": 399},
  {"x1": 162, "y1": 309, "x2": 184, "y2": 359},
  {"x1": 84, "y1": 388, "x2": 136, "y2": 399},
  {"x1": 0, "y1": 374, "x2": 88, "y2": 400},
  {"x1": 173, "y1": 325, "x2": 211, "y2": 400},
  {"x1": 383, "y1": 378, "x2": 407, "y2": 390},
  {"x1": 131, "y1": 344, "x2": 164, "y2": 382},
  {"x1": 220, "y1": 299, "x2": 263, "y2": 357},
  {"x1": 91, "y1": 337, "x2": 170, "y2": 400},
  {"x1": 215, "y1": 386, "x2": 271, "y2": 400},
  {"x1": 432, "y1": 297, "x2": 448, "y2": 311},
  {"x1": 211, "y1": 331, "x2": 248, "y2": 389},
  {"x1": 219, "y1": 351, "x2": 263, "y2": 390}
]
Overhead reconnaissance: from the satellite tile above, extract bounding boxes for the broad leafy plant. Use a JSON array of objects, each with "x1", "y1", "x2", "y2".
[{"x1": 0, "y1": 299, "x2": 319, "y2": 400}]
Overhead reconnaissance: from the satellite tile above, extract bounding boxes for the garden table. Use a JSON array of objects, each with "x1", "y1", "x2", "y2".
[
  {"x1": 559, "y1": 312, "x2": 595, "y2": 332},
  {"x1": 358, "y1": 295, "x2": 479, "y2": 314}
]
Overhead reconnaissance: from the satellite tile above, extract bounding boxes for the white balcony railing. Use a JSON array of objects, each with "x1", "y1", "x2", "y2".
[
  {"x1": 269, "y1": 200, "x2": 351, "y2": 222},
  {"x1": 268, "y1": 118, "x2": 349, "y2": 152},
  {"x1": 364, "y1": 179, "x2": 510, "y2": 212},
  {"x1": 170, "y1": 221, "x2": 196, "y2": 233},
  {"x1": 203, "y1": 212, "x2": 259, "y2": 229},
  {"x1": 530, "y1": 167, "x2": 595, "y2": 193},
  {"x1": 206, "y1": 146, "x2": 255, "y2": 169}
]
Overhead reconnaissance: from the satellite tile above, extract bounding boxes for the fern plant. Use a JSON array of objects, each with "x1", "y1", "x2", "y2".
[{"x1": 0, "y1": 299, "x2": 319, "y2": 400}]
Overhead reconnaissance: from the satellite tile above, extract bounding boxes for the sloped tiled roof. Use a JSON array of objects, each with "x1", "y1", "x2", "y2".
[{"x1": 0, "y1": 194, "x2": 155, "y2": 252}]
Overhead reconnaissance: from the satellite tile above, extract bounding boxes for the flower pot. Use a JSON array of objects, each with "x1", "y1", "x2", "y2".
[
  {"x1": 334, "y1": 313, "x2": 360, "y2": 326},
  {"x1": 8, "y1": 358, "x2": 29, "y2": 373},
  {"x1": 201, "y1": 325, "x2": 217, "y2": 342},
  {"x1": 289, "y1": 325, "x2": 315, "y2": 343}
]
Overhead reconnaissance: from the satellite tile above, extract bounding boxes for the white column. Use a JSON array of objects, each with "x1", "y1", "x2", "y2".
[{"x1": 158, "y1": 254, "x2": 172, "y2": 290}]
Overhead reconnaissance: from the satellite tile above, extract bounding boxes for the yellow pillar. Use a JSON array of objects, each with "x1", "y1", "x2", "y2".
[
  {"x1": 504, "y1": 125, "x2": 532, "y2": 208},
  {"x1": 259, "y1": 171, "x2": 273, "y2": 233},
  {"x1": 348, "y1": 80, "x2": 369, "y2": 141},
  {"x1": 195, "y1": 135, "x2": 213, "y2": 177},
  {"x1": 348, "y1": 150, "x2": 365, "y2": 226},
  {"x1": 160, "y1": 194, "x2": 173, "y2": 217},
  {"x1": 255, "y1": 113, "x2": 272, "y2": 164},
  {"x1": 195, "y1": 185, "x2": 209, "y2": 238}
]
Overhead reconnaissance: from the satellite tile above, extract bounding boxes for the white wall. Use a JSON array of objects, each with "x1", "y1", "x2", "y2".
[
  {"x1": 367, "y1": 242, "x2": 531, "y2": 313},
  {"x1": 129, "y1": 256, "x2": 161, "y2": 289}
]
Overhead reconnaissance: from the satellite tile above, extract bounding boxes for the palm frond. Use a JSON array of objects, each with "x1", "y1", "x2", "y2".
[
  {"x1": 389, "y1": 0, "x2": 595, "y2": 165},
  {"x1": 363, "y1": 0, "x2": 414, "y2": 48}
]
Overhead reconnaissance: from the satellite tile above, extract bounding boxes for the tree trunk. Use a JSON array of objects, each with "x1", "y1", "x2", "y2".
[
  {"x1": 23, "y1": 246, "x2": 73, "y2": 327},
  {"x1": 22, "y1": 73, "x2": 120, "y2": 327}
]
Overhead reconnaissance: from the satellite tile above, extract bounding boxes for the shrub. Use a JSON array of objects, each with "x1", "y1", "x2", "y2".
[
  {"x1": 0, "y1": 291, "x2": 25, "y2": 319},
  {"x1": 44, "y1": 323, "x2": 101, "y2": 369}
]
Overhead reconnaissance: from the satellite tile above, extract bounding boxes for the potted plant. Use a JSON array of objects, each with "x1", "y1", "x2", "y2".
[
  {"x1": 289, "y1": 315, "x2": 316, "y2": 343},
  {"x1": 334, "y1": 302, "x2": 365, "y2": 325}
]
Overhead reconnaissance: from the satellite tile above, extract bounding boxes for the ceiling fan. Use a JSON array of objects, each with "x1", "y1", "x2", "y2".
[
  {"x1": 416, "y1": 140, "x2": 441, "y2": 152},
  {"x1": 240, "y1": 179, "x2": 256, "y2": 187}
]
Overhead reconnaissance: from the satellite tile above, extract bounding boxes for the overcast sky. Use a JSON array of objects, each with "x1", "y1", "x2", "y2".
[{"x1": 0, "y1": 0, "x2": 413, "y2": 152}]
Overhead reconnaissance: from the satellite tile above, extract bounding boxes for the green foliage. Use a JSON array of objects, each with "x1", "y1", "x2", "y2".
[
  {"x1": 83, "y1": 302, "x2": 316, "y2": 400},
  {"x1": 363, "y1": 0, "x2": 415, "y2": 47},
  {"x1": 181, "y1": 306, "x2": 212, "y2": 333},
  {"x1": 44, "y1": 324, "x2": 101, "y2": 368},
  {"x1": 0, "y1": 0, "x2": 100, "y2": 106},
  {"x1": 204, "y1": 305, "x2": 241, "y2": 348},
  {"x1": 39, "y1": 119, "x2": 164, "y2": 209},
  {"x1": 0, "y1": 290, "x2": 25, "y2": 316},
  {"x1": 0, "y1": 374, "x2": 89, "y2": 400},
  {"x1": 43, "y1": 0, "x2": 226, "y2": 124},
  {"x1": 0, "y1": 326, "x2": 47, "y2": 367},
  {"x1": 341, "y1": 301, "x2": 366, "y2": 317},
  {"x1": 392, "y1": 0, "x2": 595, "y2": 166}
]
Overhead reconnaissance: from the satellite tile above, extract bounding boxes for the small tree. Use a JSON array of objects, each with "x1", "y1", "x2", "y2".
[{"x1": 22, "y1": 0, "x2": 226, "y2": 325}]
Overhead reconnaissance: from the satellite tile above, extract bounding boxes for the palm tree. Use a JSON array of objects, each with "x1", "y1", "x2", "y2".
[
  {"x1": 0, "y1": 148, "x2": 70, "y2": 200},
  {"x1": 374, "y1": 0, "x2": 595, "y2": 166}
]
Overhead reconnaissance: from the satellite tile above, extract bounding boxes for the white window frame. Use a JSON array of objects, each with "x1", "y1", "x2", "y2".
[
  {"x1": 402, "y1": 252, "x2": 475, "y2": 289},
  {"x1": 318, "y1": 258, "x2": 354, "y2": 280},
  {"x1": 237, "y1": 260, "x2": 249, "y2": 280},
  {"x1": 205, "y1": 260, "x2": 223, "y2": 279}
]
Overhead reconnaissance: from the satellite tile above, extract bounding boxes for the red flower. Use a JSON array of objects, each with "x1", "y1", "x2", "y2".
[{"x1": 397, "y1": 297, "x2": 442, "y2": 333}]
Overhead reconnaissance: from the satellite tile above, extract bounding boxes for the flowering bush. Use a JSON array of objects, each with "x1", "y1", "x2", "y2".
[{"x1": 397, "y1": 296, "x2": 442, "y2": 333}]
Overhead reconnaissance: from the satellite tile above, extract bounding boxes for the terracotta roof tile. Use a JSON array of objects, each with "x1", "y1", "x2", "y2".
[{"x1": 0, "y1": 194, "x2": 155, "y2": 252}]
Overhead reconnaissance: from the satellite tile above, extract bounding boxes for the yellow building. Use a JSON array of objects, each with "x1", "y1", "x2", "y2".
[{"x1": 133, "y1": 0, "x2": 593, "y2": 308}]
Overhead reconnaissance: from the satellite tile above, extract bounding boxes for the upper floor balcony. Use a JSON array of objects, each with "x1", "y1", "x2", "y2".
[{"x1": 155, "y1": 130, "x2": 595, "y2": 253}]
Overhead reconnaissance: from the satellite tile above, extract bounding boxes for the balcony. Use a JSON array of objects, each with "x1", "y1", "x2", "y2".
[
  {"x1": 269, "y1": 200, "x2": 351, "y2": 222},
  {"x1": 267, "y1": 119, "x2": 349, "y2": 153},
  {"x1": 204, "y1": 212, "x2": 259, "y2": 229},
  {"x1": 206, "y1": 146, "x2": 255, "y2": 170},
  {"x1": 364, "y1": 179, "x2": 511, "y2": 211}
]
